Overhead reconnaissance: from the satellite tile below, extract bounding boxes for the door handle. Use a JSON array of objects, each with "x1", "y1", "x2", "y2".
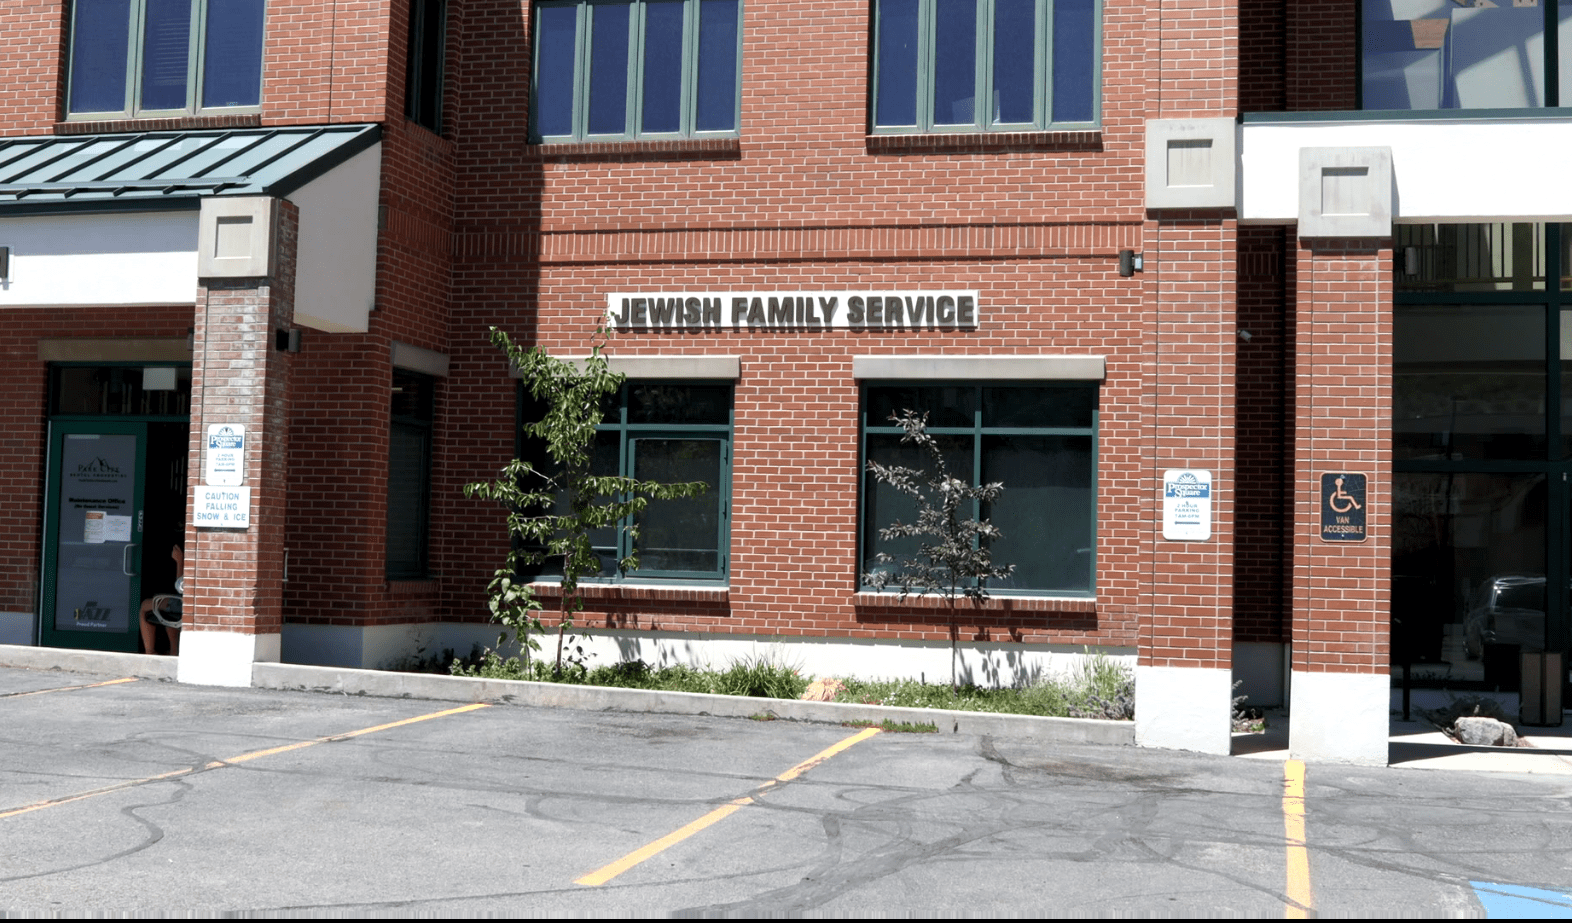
[{"x1": 122, "y1": 543, "x2": 139, "y2": 576}]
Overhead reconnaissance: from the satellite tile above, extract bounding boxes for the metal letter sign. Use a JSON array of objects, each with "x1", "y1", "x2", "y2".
[
  {"x1": 1320, "y1": 472, "x2": 1367, "y2": 542},
  {"x1": 1162, "y1": 469, "x2": 1212, "y2": 541},
  {"x1": 204, "y1": 424, "x2": 245, "y2": 487}
]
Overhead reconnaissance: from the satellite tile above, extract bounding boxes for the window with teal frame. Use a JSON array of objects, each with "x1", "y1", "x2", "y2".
[
  {"x1": 516, "y1": 381, "x2": 732, "y2": 582},
  {"x1": 531, "y1": 0, "x2": 742, "y2": 142},
  {"x1": 67, "y1": 0, "x2": 266, "y2": 119},
  {"x1": 860, "y1": 383, "x2": 1097, "y2": 595},
  {"x1": 872, "y1": 0, "x2": 1099, "y2": 133}
]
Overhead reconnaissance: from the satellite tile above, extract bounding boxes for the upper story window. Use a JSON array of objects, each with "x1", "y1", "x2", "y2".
[
  {"x1": 68, "y1": 0, "x2": 265, "y2": 119},
  {"x1": 1363, "y1": 0, "x2": 1572, "y2": 110},
  {"x1": 872, "y1": 0, "x2": 1098, "y2": 134},
  {"x1": 405, "y1": 0, "x2": 447, "y2": 133},
  {"x1": 531, "y1": 0, "x2": 742, "y2": 143}
]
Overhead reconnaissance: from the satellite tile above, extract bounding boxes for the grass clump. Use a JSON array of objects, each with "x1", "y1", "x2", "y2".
[{"x1": 842, "y1": 720, "x2": 939, "y2": 733}]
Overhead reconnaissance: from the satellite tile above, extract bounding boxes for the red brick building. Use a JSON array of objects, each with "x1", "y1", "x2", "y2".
[{"x1": 3, "y1": 0, "x2": 1568, "y2": 763}]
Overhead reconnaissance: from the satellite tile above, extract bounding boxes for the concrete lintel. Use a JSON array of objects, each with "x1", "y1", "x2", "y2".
[
  {"x1": 853, "y1": 355, "x2": 1105, "y2": 381},
  {"x1": 1289, "y1": 670, "x2": 1390, "y2": 765},
  {"x1": 522, "y1": 355, "x2": 742, "y2": 380},
  {"x1": 1134, "y1": 665, "x2": 1233, "y2": 754},
  {"x1": 38, "y1": 337, "x2": 191, "y2": 362},
  {"x1": 177, "y1": 631, "x2": 281, "y2": 687},
  {"x1": 391, "y1": 341, "x2": 450, "y2": 377}
]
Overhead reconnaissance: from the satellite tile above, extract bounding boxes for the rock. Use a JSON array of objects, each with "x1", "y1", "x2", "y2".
[
  {"x1": 1453, "y1": 716, "x2": 1519, "y2": 747},
  {"x1": 800, "y1": 678, "x2": 845, "y2": 702}
]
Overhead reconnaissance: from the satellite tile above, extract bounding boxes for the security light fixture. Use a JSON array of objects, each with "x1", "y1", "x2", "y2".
[
  {"x1": 0, "y1": 246, "x2": 9, "y2": 281},
  {"x1": 275, "y1": 328, "x2": 302, "y2": 353},
  {"x1": 1118, "y1": 249, "x2": 1143, "y2": 277},
  {"x1": 1237, "y1": 328, "x2": 1254, "y2": 342}
]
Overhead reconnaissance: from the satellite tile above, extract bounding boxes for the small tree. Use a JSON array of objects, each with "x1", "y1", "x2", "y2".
[
  {"x1": 863, "y1": 409, "x2": 1015, "y2": 692},
  {"x1": 464, "y1": 327, "x2": 706, "y2": 673}
]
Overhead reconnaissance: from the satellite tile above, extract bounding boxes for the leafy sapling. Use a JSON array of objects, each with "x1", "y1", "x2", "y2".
[
  {"x1": 862, "y1": 409, "x2": 1015, "y2": 692},
  {"x1": 464, "y1": 326, "x2": 707, "y2": 673}
]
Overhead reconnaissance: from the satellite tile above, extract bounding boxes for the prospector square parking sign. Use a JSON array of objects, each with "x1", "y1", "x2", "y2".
[{"x1": 1320, "y1": 472, "x2": 1367, "y2": 542}]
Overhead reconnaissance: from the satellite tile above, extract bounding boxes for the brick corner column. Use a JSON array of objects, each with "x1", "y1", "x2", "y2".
[
  {"x1": 1288, "y1": 235, "x2": 1393, "y2": 765},
  {"x1": 177, "y1": 196, "x2": 297, "y2": 687},
  {"x1": 1134, "y1": 215, "x2": 1239, "y2": 756}
]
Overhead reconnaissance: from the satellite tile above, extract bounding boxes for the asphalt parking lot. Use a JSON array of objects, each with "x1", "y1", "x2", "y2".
[{"x1": 2, "y1": 665, "x2": 1571, "y2": 916}]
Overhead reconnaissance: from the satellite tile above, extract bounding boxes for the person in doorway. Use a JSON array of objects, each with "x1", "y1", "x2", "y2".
[{"x1": 139, "y1": 544, "x2": 184, "y2": 656}]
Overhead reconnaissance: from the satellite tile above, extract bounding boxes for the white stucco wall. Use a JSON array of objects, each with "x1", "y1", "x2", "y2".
[
  {"x1": 1241, "y1": 117, "x2": 1572, "y2": 224},
  {"x1": 1289, "y1": 670, "x2": 1391, "y2": 765},
  {"x1": 0, "y1": 211, "x2": 198, "y2": 307},
  {"x1": 289, "y1": 142, "x2": 381, "y2": 333},
  {"x1": 177, "y1": 630, "x2": 281, "y2": 687},
  {"x1": 1134, "y1": 665, "x2": 1233, "y2": 754}
]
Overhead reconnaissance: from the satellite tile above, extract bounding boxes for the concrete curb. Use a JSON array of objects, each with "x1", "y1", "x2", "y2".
[
  {"x1": 253, "y1": 662, "x2": 1136, "y2": 746},
  {"x1": 0, "y1": 644, "x2": 178, "y2": 681}
]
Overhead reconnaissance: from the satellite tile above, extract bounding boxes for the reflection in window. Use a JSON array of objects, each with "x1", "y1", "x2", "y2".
[
  {"x1": 1394, "y1": 305, "x2": 1546, "y2": 461},
  {"x1": 1363, "y1": 0, "x2": 1572, "y2": 111},
  {"x1": 1396, "y1": 223, "x2": 1545, "y2": 293},
  {"x1": 861, "y1": 383, "x2": 1096, "y2": 594}
]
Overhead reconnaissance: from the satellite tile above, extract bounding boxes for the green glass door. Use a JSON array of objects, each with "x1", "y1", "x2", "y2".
[{"x1": 40, "y1": 421, "x2": 148, "y2": 652}]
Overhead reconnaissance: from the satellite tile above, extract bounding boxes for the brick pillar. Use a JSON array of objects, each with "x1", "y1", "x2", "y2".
[
  {"x1": 177, "y1": 197, "x2": 296, "y2": 687},
  {"x1": 1288, "y1": 238, "x2": 1392, "y2": 764},
  {"x1": 1134, "y1": 216, "x2": 1238, "y2": 755}
]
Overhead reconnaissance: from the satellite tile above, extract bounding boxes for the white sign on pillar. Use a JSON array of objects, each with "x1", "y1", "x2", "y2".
[
  {"x1": 204, "y1": 424, "x2": 246, "y2": 486},
  {"x1": 1162, "y1": 469, "x2": 1212, "y2": 541},
  {"x1": 199, "y1": 423, "x2": 250, "y2": 530}
]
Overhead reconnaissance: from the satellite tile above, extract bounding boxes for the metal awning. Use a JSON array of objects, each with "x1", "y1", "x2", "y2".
[{"x1": 0, "y1": 123, "x2": 381, "y2": 212}]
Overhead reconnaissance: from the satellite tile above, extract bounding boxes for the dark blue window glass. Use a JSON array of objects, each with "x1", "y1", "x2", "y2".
[
  {"x1": 1051, "y1": 0, "x2": 1094, "y2": 122},
  {"x1": 139, "y1": 0, "x2": 191, "y2": 110},
  {"x1": 536, "y1": 4, "x2": 578, "y2": 136},
  {"x1": 587, "y1": 2, "x2": 631, "y2": 135},
  {"x1": 694, "y1": 0, "x2": 738, "y2": 131},
  {"x1": 876, "y1": 0, "x2": 919, "y2": 127},
  {"x1": 69, "y1": 0, "x2": 133, "y2": 113},
  {"x1": 202, "y1": 0, "x2": 265, "y2": 108},
  {"x1": 992, "y1": 0, "x2": 1035, "y2": 123},
  {"x1": 640, "y1": 0, "x2": 684, "y2": 133},
  {"x1": 933, "y1": 0, "x2": 978, "y2": 125}
]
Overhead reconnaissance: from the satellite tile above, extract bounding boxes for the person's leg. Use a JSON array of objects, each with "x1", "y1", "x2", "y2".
[
  {"x1": 139, "y1": 600, "x2": 157, "y2": 654},
  {"x1": 167, "y1": 626, "x2": 180, "y2": 657}
]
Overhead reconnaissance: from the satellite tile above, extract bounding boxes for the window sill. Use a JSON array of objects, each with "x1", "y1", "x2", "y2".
[
  {"x1": 853, "y1": 591, "x2": 1096, "y2": 615},
  {"x1": 866, "y1": 130, "x2": 1102, "y2": 155},
  {"x1": 56, "y1": 112, "x2": 263, "y2": 135},
  {"x1": 528, "y1": 581, "x2": 730, "y2": 604},
  {"x1": 524, "y1": 137, "x2": 742, "y2": 163}
]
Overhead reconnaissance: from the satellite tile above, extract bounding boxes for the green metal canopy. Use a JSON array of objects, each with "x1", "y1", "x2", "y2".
[{"x1": 0, "y1": 123, "x2": 381, "y2": 213}]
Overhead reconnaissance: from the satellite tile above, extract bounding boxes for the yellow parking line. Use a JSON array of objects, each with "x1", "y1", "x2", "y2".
[
  {"x1": 0, "y1": 702, "x2": 490, "y2": 820},
  {"x1": 2, "y1": 676, "x2": 138, "y2": 698},
  {"x1": 576, "y1": 726, "x2": 883, "y2": 887},
  {"x1": 1283, "y1": 759, "x2": 1314, "y2": 918}
]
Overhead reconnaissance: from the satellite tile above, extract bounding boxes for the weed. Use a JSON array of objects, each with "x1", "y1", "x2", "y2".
[{"x1": 842, "y1": 720, "x2": 938, "y2": 733}]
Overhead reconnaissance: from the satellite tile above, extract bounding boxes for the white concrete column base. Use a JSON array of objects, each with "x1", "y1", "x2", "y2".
[
  {"x1": 177, "y1": 631, "x2": 280, "y2": 687},
  {"x1": 1135, "y1": 665, "x2": 1233, "y2": 754},
  {"x1": 1288, "y1": 670, "x2": 1390, "y2": 765}
]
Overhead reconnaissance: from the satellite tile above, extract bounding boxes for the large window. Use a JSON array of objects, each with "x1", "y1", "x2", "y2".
[
  {"x1": 1363, "y1": 0, "x2": 1572, "y2": 110},
  {"x1": 872, "y1": 0, "x2": 1098, "y2": 133},
  {"x1": 68, "y1": 0, "x2": 265, "y2": 118},
  {"x1": 388, "y1": 370, "x2": 435, "y2": 580},
  {"x1": 531, "y1": 0, "x2": 742, "y2": 142},
  {"x1": 860, "y1": 383, "x2": 1096, "y2": 594},
  {"x1": 519, "y1": 382, "x2": 732, "y2": 581}
]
